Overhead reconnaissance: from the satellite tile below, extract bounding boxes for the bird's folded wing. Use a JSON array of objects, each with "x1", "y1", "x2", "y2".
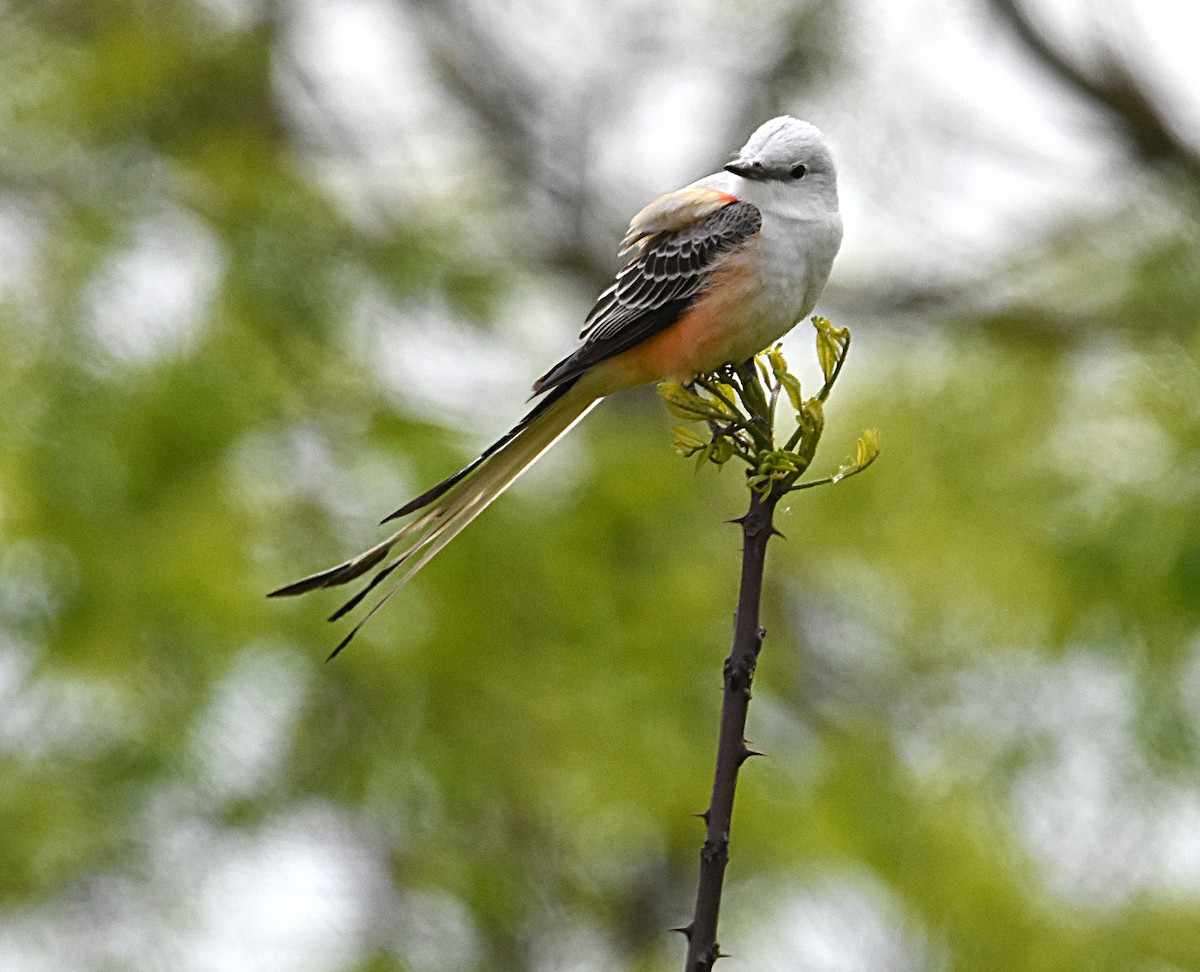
[
  {"x1": 619, "y1": 186, "x2": 741, "y2": 252},
  {"x1": 534, "y1": 192, "x2": 762, "y2": 392}
]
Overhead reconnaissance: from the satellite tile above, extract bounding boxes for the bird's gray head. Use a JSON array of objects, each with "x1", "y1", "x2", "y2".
[{"x1": 724, "y1": 116, "x2": 837, "y2": 186}]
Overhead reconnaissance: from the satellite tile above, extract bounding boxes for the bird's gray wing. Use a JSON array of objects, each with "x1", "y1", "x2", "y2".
[{"x1": 533, "y1": 200, "x2": 762, "y2": 393}]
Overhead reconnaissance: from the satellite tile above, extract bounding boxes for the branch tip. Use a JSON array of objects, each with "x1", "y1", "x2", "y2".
[{"x1": 677, "y1": 323, "x2": 875, "y2": 972}]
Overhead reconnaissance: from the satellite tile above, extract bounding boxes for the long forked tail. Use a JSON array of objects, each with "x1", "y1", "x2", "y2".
[{"x1": 269, "y1": 378, "x2": 598, "y2": 658}]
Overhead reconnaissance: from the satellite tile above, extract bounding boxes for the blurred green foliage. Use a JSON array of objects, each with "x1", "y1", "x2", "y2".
[{"x1": 2, "y1": 2, "x2": 1200, "y2": 971}]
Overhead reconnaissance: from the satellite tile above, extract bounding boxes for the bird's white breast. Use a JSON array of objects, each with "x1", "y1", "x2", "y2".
[
  {"x1": 757, "y1": 202, "x2": 842, "y2": 323},
  {"x1": 695, "y1": 170, "x2": 843, "y2": 353}
]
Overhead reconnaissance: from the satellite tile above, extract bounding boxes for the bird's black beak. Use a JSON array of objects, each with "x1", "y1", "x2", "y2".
[{"x1": 724, "y1": 159, "x2": 765, "y2": 180}]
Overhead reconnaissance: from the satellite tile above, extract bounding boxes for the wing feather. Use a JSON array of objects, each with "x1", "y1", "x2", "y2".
[{"x1": 534, "y1": 198, "x2": 761, "y2": 392}]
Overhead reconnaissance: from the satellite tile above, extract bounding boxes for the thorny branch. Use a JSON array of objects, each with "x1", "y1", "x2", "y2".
[{"x1": 661, "y1": 319, "x2": 877, "y2": 971}]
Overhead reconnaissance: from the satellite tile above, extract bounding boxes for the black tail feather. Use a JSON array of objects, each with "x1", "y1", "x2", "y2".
[
  {"x1": 326, "y1": 555, "x2": 406, "y2": 622},
  {"x1": 267, "y1": 544, "x2": 393, "y2": 598}
]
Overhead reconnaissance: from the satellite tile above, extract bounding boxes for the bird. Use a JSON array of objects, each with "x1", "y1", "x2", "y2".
[{"x1": 270, "y1": 116, "x2": 843, "y2": 656}]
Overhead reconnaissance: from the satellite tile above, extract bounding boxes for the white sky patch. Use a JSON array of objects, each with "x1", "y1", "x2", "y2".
[
  {"x1": 0, "y1": 194, "x2": 45, "y2": 303},
  {"x1": 0, "y1": 663, "x2": 132, "y2": 763},
  {"x1": 182, "y1": 807, "x2": 375, "y2": 972},
  {"x1": 0, "y1": 634, "x2": 134, "y2": 765},
  {"x1": 281, "y1": 0, "x2": 426, "y2": 147},
  {"x1": 826, "y1": 0, "x2": 1124, "y2": 295},
  {"x1": 524, "y1": 911, "x2": 618, "y2": 972},
  {"x1": 0, "y1": 803, "x2": 398, "y2": 972},
  {"x1": 895, "y1": 647, "x2": 1200, "y2": 906},
  {"x1": 188, "y1": 645, "x2": 310, "y2": 803},
  {"x1": 83, "y1": 205, "x2": 220, "y2": 367},
  {"x1": 1126, "y1": 1, "x2": 1200, "y2": 145},
  {"x1": 736, "y1": 871, "x2": 940, "y2": 972},
  {"x1": 229, "y1": 425, "x2": 351, "y2": 513},
  {"x1": 385, "y1": 889, "x2": 483, "y2": 972},
  {"x1": 278, "y1": 0, "x2": 485, "y2": 223},
  {"x1": 0, "y1": 543, "x2": 132, "y2": 763},
  {"x1": 1012, "y1": 719, "x2": 1200, "y2": 906},
  {"x1": 350, "y1": 285, "x2": 533, "y2": 434},
  {"x1": 228, "y1": 422, "x2": 418, "y2": 534},
  {"x1": 1049, "y1": 411, "x2": 1175, "y2": 488},
  {"x1": 1027, "y1": 0, "x2": 1200, "y2": 143},
  {"x1": 604, "y1": 68, "x2": 740, "y2": 205},
  {"x1": 1046, "y1": 339, "x2": 1178, "y2": 493},
  {"x1": 194, "y1": 0, "x2": 266, "y2": 32},
  {"x1": 0, "y1": 538, "x2": 72, "y2": 629}
]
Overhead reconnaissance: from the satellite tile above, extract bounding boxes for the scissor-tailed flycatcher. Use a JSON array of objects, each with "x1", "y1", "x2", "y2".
[{"x1": 272, "y1": 116, "x2": 843, "y2": 655}]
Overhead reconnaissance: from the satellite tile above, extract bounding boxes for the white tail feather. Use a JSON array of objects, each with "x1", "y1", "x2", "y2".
[{"x1": 276, "y1": 382, "x2": 599, "y2": 657}]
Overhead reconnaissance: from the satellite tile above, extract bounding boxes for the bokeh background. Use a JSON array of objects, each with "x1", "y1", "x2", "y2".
[{"x1": 2, "y1": 0, "x2": 1200, "y2": 969}]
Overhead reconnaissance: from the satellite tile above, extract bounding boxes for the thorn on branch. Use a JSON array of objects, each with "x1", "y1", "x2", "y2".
[
  {"x1": 742, "y1": 516, "x2": 770, "y2": 539},
  {"x1": 671, "y1": 924, "x2": 694, "y2": 940}
]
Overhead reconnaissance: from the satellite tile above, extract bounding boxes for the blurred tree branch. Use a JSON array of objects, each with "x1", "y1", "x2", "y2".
[
  {"x1": 397, "y1": 0, "x2": 621, "y2": 285},
  {"x1": 987, "y1": 0, "x2": 1200, "y2": 185},
  {"x1": 393, "y1": 0, "x2": 841, "y2": 292}
]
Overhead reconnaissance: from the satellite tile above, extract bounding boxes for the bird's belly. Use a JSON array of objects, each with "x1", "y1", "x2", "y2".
[{"x1": 598, "y1": 252, "x2": 797, "y2": 389}]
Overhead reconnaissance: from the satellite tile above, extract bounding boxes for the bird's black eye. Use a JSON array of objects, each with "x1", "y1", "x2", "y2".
[{"x1": 790, "y1": 164, "x2": 807, "y2": 179}]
